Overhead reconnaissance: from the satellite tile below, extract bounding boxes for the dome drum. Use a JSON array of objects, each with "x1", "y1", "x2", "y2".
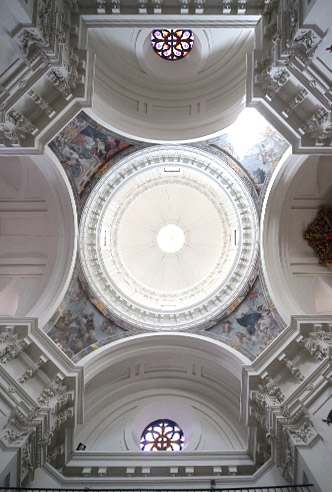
[{"x1": 79, "y1": 145, "x2": 259, "y2": 331}]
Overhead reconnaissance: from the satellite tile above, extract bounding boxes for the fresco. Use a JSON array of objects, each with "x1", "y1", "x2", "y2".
[
  {"x1": 212, "y1": 108, "x2": 289, "y2": 192},
  {"x1": 45, "y1": 108, "x2": 289, "y2": 364},
  {"x1": 48, "y1": 274, "x2": 283, "y2": 362},
  {"x1": 207, "y1": 277, "x2": 283, "y2": 360},
  {"x1": 47, "y1": 278, "x2": 126, "y2": 361},
  {"x1": 49, "y1": 111, "x2": 131, "y2": 194}
]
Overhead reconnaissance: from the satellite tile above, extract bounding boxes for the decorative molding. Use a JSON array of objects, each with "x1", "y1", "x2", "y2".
[
  {"x1": 244, "y1": 315, "x2": 331, "y2": 483},
  {"x1": 0, "y1": 319, "x2": 83, "y2": 486},
  {"x1": 0, "y1": 0, "x2": 91, "y2": 154},
  {"x1": 259, "y1": 374, "x2": 285, "y2": 404},
  {"x1": 46, "y1": 68, "x2": 72, "y2": 99},
  {"x1": 297, "y1": 335, "x2": 327, "y2": 361},
  {"x1": 247, "y1": 1, "x2": 332, "y2": 153},
  {"x1": 28, "y1": 90, "x2": 55, "y2": 118},
  {"x1": 0, "y1": 336, "x2": 30, "y2": 364},
  {"x1": 278, "y1": 353, "x2": 304, "y2": 382},
  {"x1": 304, "y1": 206, "x2": 332, "y2": 266},
  {"x1": 17, "y1": 356, "x2": 48, "y2": 384},
  {"x1": 0, "y1": 2, "x2": 263, "y2": 152}
]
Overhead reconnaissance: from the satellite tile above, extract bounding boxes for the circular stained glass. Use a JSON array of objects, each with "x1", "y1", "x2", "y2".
[
  {"x1": 151, "y1": 29, "x2": 194, "y2": 60},
  {"x1": 140, "y1": 419, "x2": 185, "y2": 451}
]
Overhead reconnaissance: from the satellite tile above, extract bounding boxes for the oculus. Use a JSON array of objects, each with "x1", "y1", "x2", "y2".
[
  {"x1": 151, "y1": 29, "x2": 194, "y2": 60},
  {"x1": 140, "y1": 419, "x2": 185, "y2": 451},
  {"x1": 157, "y1": 224, "x2": 186, "y2": 254}
]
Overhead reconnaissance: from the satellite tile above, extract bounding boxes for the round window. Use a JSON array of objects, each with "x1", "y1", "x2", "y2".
[
  {"x1": 151, "y1": 29, "x2": 194, "y2": 60},
  {"x1": 140, "y1": 419, "x2": 185, "y2": 451}
]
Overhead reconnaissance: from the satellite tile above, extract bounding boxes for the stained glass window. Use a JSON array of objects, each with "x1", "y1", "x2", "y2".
[
  {"x1": 140, "y1": 419, "x2": 185, "y2": 451},
  {"x1": 151, "y1": 30, "x2": 194, "y2": 61}
]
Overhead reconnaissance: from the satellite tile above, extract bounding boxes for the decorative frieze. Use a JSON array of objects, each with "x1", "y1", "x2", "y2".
[
  {"x1": 222, "y1": 1, "x2": 232, "y2": 14},
  {"x1": 279, "y1": 430, "x2": 294, "y2": 482},
  {"x1": 315, "y1": 326, "x2": 332, "y2": 344},
  {"x1": 243, "y1": 316, "x2": 332, "y2": 485},
  {"x1": 111, "y1": 0, "x2": 121, "y2": 13},
  {"x1": 290, "y1": 29, "x2": 320, "y2": 55},
  {"x1": 0, "y1": 336, "x2": 29, "y2": 364},
  {"x1": 0, "y1": 326, "x2": 15, "y2": 343},
  {"x1": 263, "y1": 0, "x2": 278, "y2": 38},
  {"x1": 138, "y1": 0, "x2": 148, "y2": 14},
  {"x1": 250, "y1": 405, "x2": 267, "y2": 428},
  {"x1": 54, "y1": 390, "x2": 73, "y2": 412},
  {"x1": 278, "y1": 353, "x2": 304, "y2": 382},
  {"x1": 47, "y1": 446, "x2": 62, "y2": 464},
  {"x1": 7, "y1": 406, "x2": 39, "y2": 429},
  {"x1": 248, "y1": 0, "x2": 332, "y2": 152},
  {"x1": 254, "y1": 51, "x2": 273, "y2": 84},
  {"x1": 40, "y1": 429, "x2": 54, "y2": 446},
  {"x1": 0, "y1": 124, "x2": 19, "y2": 146},
  {"x1": 282, "y1": 89, "x2": 308, "y2": 118},
  {"x1": 288, "y1": 421, "x2": 316, "y2": 445},
  {"x1": 37, "y1": 375, "x2": 66, "y2": 406},
  {"x1": 17, "y1": 356, "x2": 48, "y2": 384},
  {"x1": 298, "y1": 335, "x2": 327, "y2": 360},
  {"x1": 27, "y1": 90, "x2": 55, "y2": 118},
  {"x1": 194, "y1": 0, "x2": 205, "y2": 14},
  {"x1": 57, "y1": 0, "x2": 262, "y2": 14},
  {"x1": 3, "y1": 428, "x2": 31, "y2": 445},
  {"x1": 152, "y1": 0, "x2": 163, "y2": 14},
  {"x1": 265, "y1": 68, "x2": 290, "y2": 101},
  {"x1": 21, "y1": 439, "x2": 34, "y2": 478},
  {"x1": 304, "y1": 206, "x2": 332, "y2": 267},
  {"x1": 46, "y1": 68, "x2": 72, "y2": 99},
  {"x1": 238, "y1": 1, "x2": 247, "y2": 15},
  {"x1": 6, "y1": 110, "x2": 37, "y2": 137},
  {"x1": 0, "y1": 319, "x2": 82, "y2": 486},
  {"x1": 0, "y1": 0, "x2": 91, "y2": 152},
  {"x1": 180, "y1": 0, "x2": 189, "y2": 14},
  {"x1": 95, "y1": 0, "x2": 106, "y2": 14},
  {"x1": 259, "y1": 374, "x2": 284, "y2": 404},
  {"x1": 300, "y1": 108, "x2": 332, "y2": 145},
  {"x1": 36, "y1": 0, "x2": 52, "y2": 42},
  {"x1": 15, "y1": 28, "x2": 48, "y2": 65},
  {"x1": 55, "y1": 408, "x2": 73, "y2": 428},
  {"x1": 300, "y1": 107, "x2": 328, "y2": 135},
  {"x1": 251, "y1": 390, "x2": 267, "y2": 408}
]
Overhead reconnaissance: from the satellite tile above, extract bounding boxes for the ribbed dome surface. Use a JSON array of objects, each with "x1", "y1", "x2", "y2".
[
  {"x1": 103, "y1": 165, "x2": 237, "y2": 302},
  {"x1": 80, "y1": 145, "x2": 258, "y2": 330}
]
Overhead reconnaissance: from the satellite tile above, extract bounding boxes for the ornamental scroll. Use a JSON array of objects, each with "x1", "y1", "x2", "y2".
[{"x1": 304, "y1": 206, "x2": 332, "y2": 266}]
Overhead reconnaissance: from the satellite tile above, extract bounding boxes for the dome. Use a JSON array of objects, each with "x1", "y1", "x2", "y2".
[
  {"x1": 1, "y1": 1, "x2": 332, "y2": 489},
  {"x1": 79, "y1": 145, "x2": 259, "y2": 330}
]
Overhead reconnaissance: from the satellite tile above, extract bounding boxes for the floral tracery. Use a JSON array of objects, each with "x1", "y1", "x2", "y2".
[
  {"x1": 140, "y1": 419, "x2": 185, "y2": 451},
  {"x1": 151, "y1": 29, "x2": 194, "y2": 60}
]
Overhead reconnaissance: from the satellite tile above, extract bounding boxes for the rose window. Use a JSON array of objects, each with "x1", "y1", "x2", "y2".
[
  {"x1": 140, "y1": 419, "x2": 185, "y2": 451},
  {"x1": 151, "y1": 29, "x2": 194, "y2": 60}
]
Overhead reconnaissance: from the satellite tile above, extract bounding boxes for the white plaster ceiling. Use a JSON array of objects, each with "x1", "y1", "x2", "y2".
[
  {"x1": 77, "y1": 333, "x2": 249, "y2": 452},
  {"x1": 88, "y1": 26, "x2": 254, "y2": 141},
  {"x1": 0, "y1": 151, "x2": 77, "y2": 327},
  {"x1": 261, "y1": 153, "x2": 332, "y2": 324}
]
